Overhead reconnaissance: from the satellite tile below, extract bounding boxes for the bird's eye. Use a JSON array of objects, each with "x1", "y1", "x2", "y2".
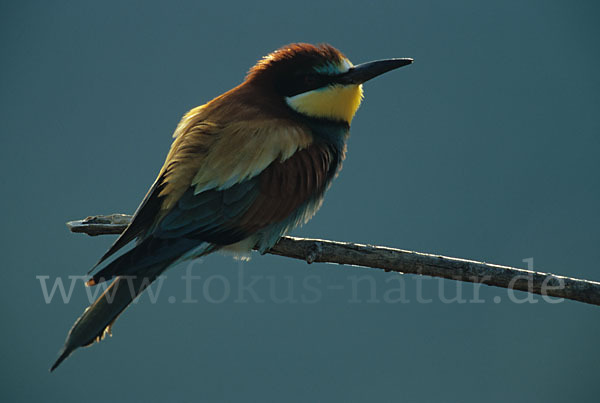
[
  {"x1": 281, "y1": 73, "x2": 323, "y2": 97},
  {"x1": 304, "y1": 74, "x2": 319, "y2": 87}
]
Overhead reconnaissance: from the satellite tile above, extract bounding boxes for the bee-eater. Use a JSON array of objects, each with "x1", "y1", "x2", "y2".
[{"x1": 51, "y1": 43, "x2": 412, "y2": 371}]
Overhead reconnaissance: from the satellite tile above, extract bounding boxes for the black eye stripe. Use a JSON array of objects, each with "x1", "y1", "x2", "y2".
[
  {"x1": 280, "y1": 73, "x2": 335, "y2": 97},
  {"x1": 304, "y1": 75, "x2": 318, "y2": 85}
]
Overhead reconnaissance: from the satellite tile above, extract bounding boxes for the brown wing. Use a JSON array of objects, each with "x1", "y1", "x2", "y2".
[
  {"x1": 237, "y1": 142, "x2": 333, "y2": 234},
  {"x1": 93, "y1": 100, "x2": 313, "y2": 267},
  {"x1": 149, "y1": 142, "x2": 336, "y2": 245}
]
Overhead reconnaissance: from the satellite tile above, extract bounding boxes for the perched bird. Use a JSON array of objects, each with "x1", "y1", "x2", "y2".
[{"x1": 51, "y1": 43, "x2": 412, "y2": 371}]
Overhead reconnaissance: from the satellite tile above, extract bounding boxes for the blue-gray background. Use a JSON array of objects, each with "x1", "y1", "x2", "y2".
[{"x1": 2, "y1": 1, "x2": 599, "y2": 401}]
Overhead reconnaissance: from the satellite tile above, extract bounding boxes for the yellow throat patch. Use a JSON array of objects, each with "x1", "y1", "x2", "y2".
[{"x1": 286, "y1": 84, "x2": 364, "y2": 123}]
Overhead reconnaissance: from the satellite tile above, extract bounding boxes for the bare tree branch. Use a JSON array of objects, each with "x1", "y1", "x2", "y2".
[{"x1": 67, "y1": 214, "x2": 600, "y2": 307}]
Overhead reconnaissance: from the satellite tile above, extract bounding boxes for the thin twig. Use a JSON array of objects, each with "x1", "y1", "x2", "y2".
[{"x1": 66, "y1": 214, "x2": 600, "y2": 306}]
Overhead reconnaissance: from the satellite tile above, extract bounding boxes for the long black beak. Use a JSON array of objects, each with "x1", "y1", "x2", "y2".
[{"x1": 336, "y1": 58, "x2": 413, "y2": 85}]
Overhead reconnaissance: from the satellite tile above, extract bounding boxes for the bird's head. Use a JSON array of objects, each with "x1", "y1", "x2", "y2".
[{"x1": 245, "y1": 43, "x2": 412, "y2": 124}]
